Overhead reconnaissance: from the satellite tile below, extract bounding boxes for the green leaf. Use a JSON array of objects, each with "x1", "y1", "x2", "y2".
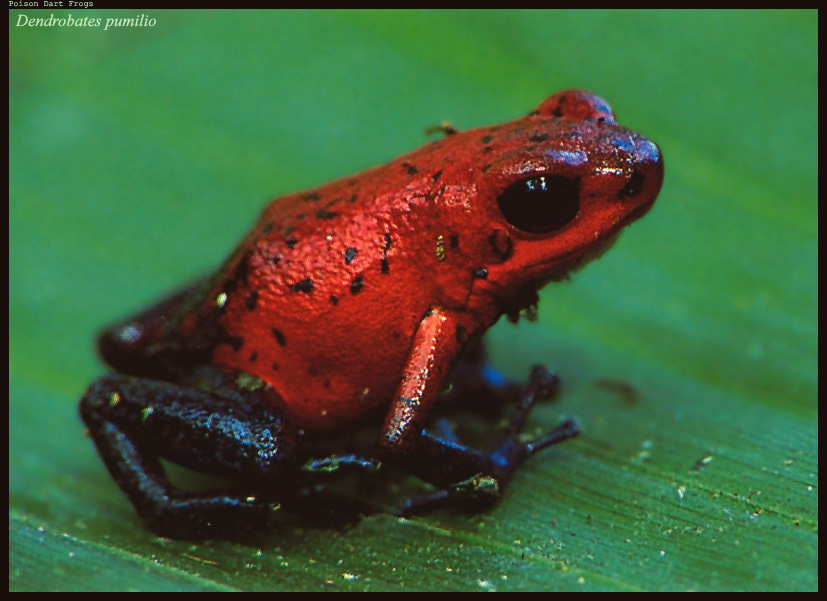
[{"x1": 10, "y1": 9, "x2": 816, "y2": 591}]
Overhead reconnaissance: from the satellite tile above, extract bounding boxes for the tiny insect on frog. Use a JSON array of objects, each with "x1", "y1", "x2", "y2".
[{"x1": 80, "y1": 90, "x2": 663, "y2": 538}]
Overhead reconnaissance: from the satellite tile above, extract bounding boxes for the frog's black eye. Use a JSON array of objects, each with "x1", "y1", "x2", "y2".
[{"x1": 497, "y1": 175, "x2": 580, "y2": 233}]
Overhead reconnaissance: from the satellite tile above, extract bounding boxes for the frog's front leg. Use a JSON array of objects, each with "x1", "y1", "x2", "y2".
[
  {"x1": 79, "y1": 372, "x2": 297, "y2": 537},
  {"x1": 378, "y1": 307, "x2": 580, "y2": 515}
]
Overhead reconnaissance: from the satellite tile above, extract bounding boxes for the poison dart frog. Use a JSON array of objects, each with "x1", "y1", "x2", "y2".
[{"x1": 80, "y1": 90, "x2": 663, "y2": 538}]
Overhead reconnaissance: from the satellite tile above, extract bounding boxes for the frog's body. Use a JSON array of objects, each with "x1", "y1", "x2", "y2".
[{"x1": 80, "y1": 90, "x2": 663, "y2": 537}]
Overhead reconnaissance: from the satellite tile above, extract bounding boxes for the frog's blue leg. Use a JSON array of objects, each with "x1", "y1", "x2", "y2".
[
  {"x1": 379, "y1": 308, "x2": 580, "y2": 515},
  {"x1": 438, "y1": 338, "x2": 523, "y2": 417},
  {"x1": 79, "y1": 370, "x2": 377, "y2": 538},
  {"x1": 398, "y1": 366, "x2": 580, "y2": 517},
  {"x1": 79, "y1": 373, "x2": 290, "y2": 538},
  {"x1": 480, "y1": 364, "x2": 508, "y2": 388}
]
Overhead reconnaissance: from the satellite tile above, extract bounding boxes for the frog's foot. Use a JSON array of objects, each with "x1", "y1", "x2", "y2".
[{"x1": 396, "y1": 366, "x2": 580, "y2": 517}]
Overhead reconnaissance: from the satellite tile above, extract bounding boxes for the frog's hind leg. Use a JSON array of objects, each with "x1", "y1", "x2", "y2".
[
  {"x1": 79, "y1": 372, "x2": 290, "y2": 538},
  {"x1": 96, "y1": 277, "x2": 214, "y2": 380}
]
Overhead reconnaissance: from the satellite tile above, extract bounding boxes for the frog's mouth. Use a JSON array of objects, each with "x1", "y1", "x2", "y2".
[
  {"x1": 624, "y1": 195, "x2": 658, "y2": 225},
  {"x1": 528, "y1": 231, "x2": 622, "y2": 283}
]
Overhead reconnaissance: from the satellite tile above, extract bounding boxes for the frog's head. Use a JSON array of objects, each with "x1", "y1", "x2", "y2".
[{"x1": 477, "y1": 90, "x2": 663, "y2": 305}]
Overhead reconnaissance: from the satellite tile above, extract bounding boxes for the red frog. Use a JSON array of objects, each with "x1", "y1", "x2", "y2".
[{"x1": 80, "y1": 90, "x2": 663, "y2": 537}]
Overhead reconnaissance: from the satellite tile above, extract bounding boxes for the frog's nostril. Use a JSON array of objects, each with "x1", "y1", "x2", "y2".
[
  {"x1": 618, "y1": 169, "x2": 646, "y2": 199},
  {"x1": 635, "y1": 137, "x2": 662, "y2": 168},
  {"x1": 632, "y1": 139, "x2": 664, "y2": 199}
]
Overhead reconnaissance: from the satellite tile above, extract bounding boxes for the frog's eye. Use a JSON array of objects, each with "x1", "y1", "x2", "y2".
[{"x1": 497, "y1": 175, "x2": 580, "y2": 233}]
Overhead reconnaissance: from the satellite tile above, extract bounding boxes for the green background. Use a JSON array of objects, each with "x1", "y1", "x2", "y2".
[{"x1": 9, "y1": 9, "x2": 817, "y2": 591}]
